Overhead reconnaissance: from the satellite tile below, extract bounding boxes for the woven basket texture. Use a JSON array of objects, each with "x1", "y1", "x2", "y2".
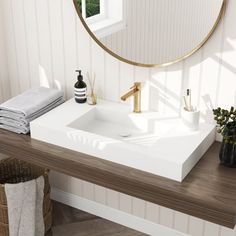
[{"x1": 0, "y1": 158, "x2": 52, "y2": 236}]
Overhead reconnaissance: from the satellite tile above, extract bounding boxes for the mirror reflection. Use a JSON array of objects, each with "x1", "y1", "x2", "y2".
[{"x1": 75, "y1": 0, "x2": 224, "y2": 66}]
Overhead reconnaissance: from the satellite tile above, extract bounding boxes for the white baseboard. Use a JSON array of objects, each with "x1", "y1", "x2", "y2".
[{"x1": 51, "y1": 188, "x2": 188, "y2": 236}]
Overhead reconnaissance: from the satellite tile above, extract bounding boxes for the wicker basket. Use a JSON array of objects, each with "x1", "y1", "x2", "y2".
[{"x1": 0, "y1": 158, "x2": 52, "y2": 236}]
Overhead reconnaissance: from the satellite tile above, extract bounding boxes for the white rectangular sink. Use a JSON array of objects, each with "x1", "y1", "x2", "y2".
[
  {"x1": 68, "y1": 107, "x2": 146, "y2": 142},
  {"x1": 30, "y1": 99, "x2": 215, "y2": 182}
]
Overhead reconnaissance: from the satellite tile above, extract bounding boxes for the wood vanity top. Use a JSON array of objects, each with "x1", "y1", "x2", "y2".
[{"x1": 0, "y1": 129, "x2": 235, "y2": 229}]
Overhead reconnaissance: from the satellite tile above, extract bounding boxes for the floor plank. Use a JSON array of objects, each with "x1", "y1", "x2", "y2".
[{"x1": 48, "y1": 201, "x2": 147, "y2": 236}]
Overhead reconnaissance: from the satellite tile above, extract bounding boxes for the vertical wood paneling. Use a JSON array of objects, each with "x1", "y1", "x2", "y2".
[
  {"x1": 183, "y1": 50, "x2": 203, "y2": 110},
  {"x1": 0, "y1": 1, "x2": 10, "y2": 102},
  {"x1": 217, "y1": 0, "x2": 236, "y2": 108},
  {"x1": 94, "y1": 185, "x2": 106, "y2": 204},
  {"x1": 204, "y1": 221, "x2": 220, "y2": 236},
  {"x1": 35, "y1": 0, "x2": 53, "y2": 88},
  {"x1": 164, "y1": 62, "x2": 184, "y2": 115},
  {"x1": 159, "y1": 206, "x2": 175, "y2": 228},
  {"x1": 23, "y1": 0, "x2": 40, "y2": 88},
  {"x1": 134, "y1": 66, "x2": 150, "y2": 110},
  {"x1": 188, "y1": 217, "x2": 205, "y2": 236},
  {"x1": 1, "y1": 0, "x2": 233, "y2": 114},
  {"x1": 76, "y1": 15, "x2": 91, "y2": 85},
  {"x1": 49, "y1": 172, "x2": 73, "y2": 193},
  {"x1": 149, "y1": 67, "x2": 167, "y2": 112},
  {"x1": 82, "y1": 180, "x2": 94, "y2": 201},
  {"x1": 106, "y1": 189, "x2": 119, "y2": 209},
  {"x1": 1, "y1": 1, "x2": 236, "y2": 235},
  {"x1": 104, "y1": 55, "x2": 120, "y2": 101},
  {"x1": 61, "y1": 0, "x2": 78, "y2": 98},
  {"x1": 220, "y1": 226, "x2": 236, "y2": 236},
  {"x1": 49, "y1": 173, "x2": 83, "y2": 197},
  {"x1": 48, "y1": 0, "x2": 66, "y2": 92},
  {"x1": 132, "y1": 197, "x2": 146, "y2": 218},
  {"x1": 67, "y1": 177, "x2": 83, "y2": 197},
  {"x1": 145, "y1": 202, "x2": 160, "y2": 224},
  {"x1": 199, "y1": 9, "x2": 225, "y2": 123},
  {"x1": 11, "y1": 0, "x2": 30, "y2": 92},
  {"x1": 91, "y1": 37, "x2": 105, "y2": 99},
  {"x1": 174, "y1": 212, "x2": 189, "y2": 234},
  {"x1": 119, "y1": 62, "x2": 134, "y2": 103},
  {"x1": 119, "y1": 193, "x2": 132, "y2": 214},
  {"x1": 2, "y1": 0, "x2": 20, "y2": 96}
]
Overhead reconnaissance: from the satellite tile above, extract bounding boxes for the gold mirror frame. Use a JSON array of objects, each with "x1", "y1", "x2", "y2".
[{"x1": 73, "y1": 0, "x2": 226, "y2": 68}]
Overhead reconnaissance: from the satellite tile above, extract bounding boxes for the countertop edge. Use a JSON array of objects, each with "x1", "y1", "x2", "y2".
[{"x1": 0, "y1": 130, "x2": 235, "y2": 229}]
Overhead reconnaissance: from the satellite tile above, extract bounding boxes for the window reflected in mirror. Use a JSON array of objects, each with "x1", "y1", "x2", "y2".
[{"x1": 77, "y1": 0, "x2": 101, "y2": 18}]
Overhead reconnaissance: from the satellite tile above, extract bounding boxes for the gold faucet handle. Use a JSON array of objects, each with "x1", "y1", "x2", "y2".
[{"x1": 130, "y1": 82, "x2": 141, "y2": 90}]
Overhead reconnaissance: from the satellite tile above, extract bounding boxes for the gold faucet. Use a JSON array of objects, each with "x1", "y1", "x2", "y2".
[{"x1": 121, "y1": 82, "x2": 141, "y2": 113}]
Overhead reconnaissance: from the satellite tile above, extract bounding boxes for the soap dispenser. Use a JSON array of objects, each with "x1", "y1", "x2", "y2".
[{"x1": 74, "y1": 70, "x2": 87, "y2": 103}]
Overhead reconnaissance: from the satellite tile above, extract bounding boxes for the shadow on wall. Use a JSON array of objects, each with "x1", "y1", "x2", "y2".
[
  {"x1": 149, "y1": 78, "x2": 181, "y2": 115},
  {"x1": 148, "y1": 0, "x2": 236, "y2": 122},
  {"x1": 39, "y1": 64, "x2": 64, "y2": 92},
  {"x1": 201, "y1": 94, "x2": 215, "y2": 123}
]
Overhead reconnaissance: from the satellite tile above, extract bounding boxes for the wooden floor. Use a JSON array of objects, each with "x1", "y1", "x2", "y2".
[{"x1": 47, "y1": 201, "x2": 147, "y2": 236}]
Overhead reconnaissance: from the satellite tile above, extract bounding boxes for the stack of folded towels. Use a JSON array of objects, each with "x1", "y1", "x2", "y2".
[{"x1": 0, "y1": 87, "x2": 64, "y2": 134}]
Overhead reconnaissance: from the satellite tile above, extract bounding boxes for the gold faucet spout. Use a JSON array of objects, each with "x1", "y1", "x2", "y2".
[
  {"x1": 121, "y1": 88, "x2": 138, "y2": 101},
  {"x1": 120, "y1": 82, "x2": 141, "y2": 113}
]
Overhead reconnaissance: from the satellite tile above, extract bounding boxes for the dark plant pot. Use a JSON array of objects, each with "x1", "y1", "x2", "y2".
[{"x1": 219, "y1": 140, "x2": 236, "y2": 167}]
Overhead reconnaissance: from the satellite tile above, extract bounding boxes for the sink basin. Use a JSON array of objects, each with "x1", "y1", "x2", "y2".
[
  {"x1": 68, "y1": 107, "x2": 147, "y2": 142},
  {"x1": 30, "y1": 99, "x2": 215, "y2": 182}
]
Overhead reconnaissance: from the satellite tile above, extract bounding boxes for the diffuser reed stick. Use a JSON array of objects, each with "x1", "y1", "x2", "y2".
[{"x1": 87, "y1": 72, "x2": 97, "y2": 105}]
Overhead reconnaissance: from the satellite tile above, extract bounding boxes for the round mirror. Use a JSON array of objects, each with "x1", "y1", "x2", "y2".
[{"x1": 74, "y1": 0, "x2": 226, "y2": 67}]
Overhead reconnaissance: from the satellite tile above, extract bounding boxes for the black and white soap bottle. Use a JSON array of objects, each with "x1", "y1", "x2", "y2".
[{"x1": 74, "y1": 70, "x2": 87, "y2": 103}]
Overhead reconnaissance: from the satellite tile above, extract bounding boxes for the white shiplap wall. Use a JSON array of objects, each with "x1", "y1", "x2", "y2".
[
  {"x1": 0, "y1": 0, "x2": 236, "y2": 235},
  {"x1": 0, "y1": 1, "x2": 10, "y2": 103}
]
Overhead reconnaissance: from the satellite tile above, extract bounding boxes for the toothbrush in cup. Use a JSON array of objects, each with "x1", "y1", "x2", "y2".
[{"x1": 183, "y1": 89, "x2": 193, "y2": 112}]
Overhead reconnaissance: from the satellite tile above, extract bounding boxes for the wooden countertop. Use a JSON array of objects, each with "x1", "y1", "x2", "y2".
[{"x1": 0, "y1": 129, "x2": 235, "y2": 229}]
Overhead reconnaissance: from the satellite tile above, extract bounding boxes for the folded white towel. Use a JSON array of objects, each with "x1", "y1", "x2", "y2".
[
  {"x1": 5, "y1": 176, "x2": 45, "y2": 236},
  {"x1": 0, "y1": 87, "x2": 64, "y2": 134},
  {"x1": 0, "y1": 116, "x2": 29, "y2": 134},
  {"x1": 0, "y1": 98, "x2": 64, "y2": 123},
  {"x1": 0, "y1": 87, "x2": 64, "y2": 118},
  {"x1": 0, "y1": 96, "x2": 64, "y2": 121},
  {"x1": 0, "y1": 123, "x2": 29, "y2": 134},
  {"x1": 0, "y1": 117, "x2": 29, "y2": 128}
]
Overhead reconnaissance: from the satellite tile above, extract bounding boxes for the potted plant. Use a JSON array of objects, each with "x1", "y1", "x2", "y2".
[{"x1": 213, "y1": 107, "x2": 236, "y2": 167}]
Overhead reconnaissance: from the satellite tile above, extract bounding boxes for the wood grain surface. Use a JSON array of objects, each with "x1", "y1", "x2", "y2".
[
  {"x1": 0, "y1": 129, "x2": 235, "y2": 228},
  {"x1": 46, "y1": 201, "x2": 146, "y2": 236}
]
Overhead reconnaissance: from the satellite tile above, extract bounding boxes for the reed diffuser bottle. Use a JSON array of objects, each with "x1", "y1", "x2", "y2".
[{"x1": 87, "y1": 72, "x2": 97, "y2": 105}]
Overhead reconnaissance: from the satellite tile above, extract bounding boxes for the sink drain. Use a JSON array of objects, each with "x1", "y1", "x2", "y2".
[{"x1": 118, "y1": 131, "x2": 131, "y2": 138}]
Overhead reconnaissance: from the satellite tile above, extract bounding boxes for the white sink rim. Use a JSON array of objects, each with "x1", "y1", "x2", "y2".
[{"x1": 30, "y1": 99, "x2": 215, "y2": 182}]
